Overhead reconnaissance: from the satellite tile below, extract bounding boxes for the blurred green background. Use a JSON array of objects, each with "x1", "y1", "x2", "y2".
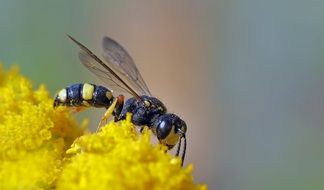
[{"x1": 1, "y1": 1, "x2": 324, "y2": 189}]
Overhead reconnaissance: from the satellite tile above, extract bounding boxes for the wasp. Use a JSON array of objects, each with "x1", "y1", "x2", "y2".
[{"x1": 54, "y1": 35, "x2": 187, "y2": 166}]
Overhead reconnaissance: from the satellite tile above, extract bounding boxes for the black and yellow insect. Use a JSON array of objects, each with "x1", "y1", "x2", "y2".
[
  {"x1": 54, "y1": 35, "x2": 187, "y2": 166},
  {"x1": 54, "y1": 83, "x2": 113, "y2": 108}
]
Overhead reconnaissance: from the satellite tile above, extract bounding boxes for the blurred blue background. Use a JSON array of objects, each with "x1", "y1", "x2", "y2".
[{"x1": 1, "y1": 1, "x2": 324, "y2": 189}]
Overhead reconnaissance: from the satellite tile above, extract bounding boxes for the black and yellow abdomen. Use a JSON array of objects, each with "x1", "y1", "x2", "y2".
[{"x1": 53, "y1": 83, "x2": 114, "y2": 108}]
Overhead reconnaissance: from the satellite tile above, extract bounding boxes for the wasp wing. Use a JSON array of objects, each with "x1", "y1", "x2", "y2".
[
  {"x1": 102, "y1": 36, "x2": 152, "y2": 96},
  {"x1": 78, "y1": 51, "x2": 133, "y2": 95},
  {"x1": 67, "y1": 35, "x2": 140, "y2": 98}
]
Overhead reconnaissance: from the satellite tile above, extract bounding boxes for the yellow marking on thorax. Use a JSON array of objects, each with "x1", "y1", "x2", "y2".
[
  {"x1": 82, "y1": 83, "x2": 94, "y2": 100},
  {"x1": 144, "y1": 100, "x2": 151, "y2": 107}
]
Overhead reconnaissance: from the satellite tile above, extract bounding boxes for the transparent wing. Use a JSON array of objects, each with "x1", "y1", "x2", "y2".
[
  {"x1": 67, "y1": 35, "x2": 140, "y2": 98},
  {"x1": 102, "y1": 36, "x2": 152, "y2": 96},
  {"x1": 78, "y1": 51, "x2": 133, "y2": 96}
]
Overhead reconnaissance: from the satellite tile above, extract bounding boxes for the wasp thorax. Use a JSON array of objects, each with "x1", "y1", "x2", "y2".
[
  {"x1": 153, "y1": 114, "x2": 187, "y2": 149},
  {"x1": 120, "y1": 96, "x2": 167, "y2": 126}
]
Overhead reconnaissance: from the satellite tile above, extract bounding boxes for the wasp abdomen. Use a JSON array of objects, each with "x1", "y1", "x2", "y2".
[{"x1": 54, "y1": 83, "x2": 114, "y2": 108}]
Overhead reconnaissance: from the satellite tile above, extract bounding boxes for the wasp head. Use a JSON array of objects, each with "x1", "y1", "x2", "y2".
[{"x1": 152, "y1": 113, "x2": 187, "y2": 149}]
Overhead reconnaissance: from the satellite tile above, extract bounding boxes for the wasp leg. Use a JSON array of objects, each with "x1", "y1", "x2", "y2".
[
  {"x1": 96, "y1": 98, "x2": 118, "y2": 132},
  {"x1": 113, "y1": 95, "x2": 125, "y2": 122}
]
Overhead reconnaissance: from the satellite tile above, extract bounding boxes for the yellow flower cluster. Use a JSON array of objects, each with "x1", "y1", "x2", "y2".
[
  {"x1": 57, "y1": 114, "x2": 206, "y2": 189},
  {"x1": 0, "y1": 64, "x2": 207, "y2": 190},
  {"x1": 0, "y1": 65, "x2": 84, "y2": 189}
]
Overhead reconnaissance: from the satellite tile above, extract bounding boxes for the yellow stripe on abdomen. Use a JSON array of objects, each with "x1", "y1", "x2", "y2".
[
  {"x1": 58, "y1": 88, "x2": 67, "y2": 102},
  {"x1": 82, "y1": 83, "x2": 94, "y2": 100}
]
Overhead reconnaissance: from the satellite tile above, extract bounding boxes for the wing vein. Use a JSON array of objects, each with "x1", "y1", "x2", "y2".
[{"x1": 67, "y1": 34, "x2": 140, "y2": 98}]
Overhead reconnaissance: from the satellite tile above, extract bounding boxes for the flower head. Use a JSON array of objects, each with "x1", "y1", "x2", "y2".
[
  {"x1": 0, "y1": 64, "x2": 207, "y2": 189},
  {"x1": 57, "y1": 114, "x2": 206, "y2": 189},
  {"x1": 0, "y1": 64, "x2": 84, "y2": 189}
]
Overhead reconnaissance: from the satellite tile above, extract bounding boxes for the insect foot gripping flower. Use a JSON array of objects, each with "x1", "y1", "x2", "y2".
[
  {"x1": 56, "y1": 114, "x2": 207, "y2": 190},
  {"x1": 0, "y1": 64, "x2": 84, "y2": 189}
]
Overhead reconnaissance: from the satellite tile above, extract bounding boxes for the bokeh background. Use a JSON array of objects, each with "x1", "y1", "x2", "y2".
[{"x1": 1, "y1": 1, "x2": 324, "y2": 189}]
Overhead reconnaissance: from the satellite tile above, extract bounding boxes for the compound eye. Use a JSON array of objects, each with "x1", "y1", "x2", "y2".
[
  {"x1": 156, "y1": 119, "x2": 172, "y2": 140},
  {"x1": 156, "y1": 117, "x2": 180, "y2": 149}
]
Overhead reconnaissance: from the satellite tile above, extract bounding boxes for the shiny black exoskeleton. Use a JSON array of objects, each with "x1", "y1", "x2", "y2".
[
  {"x1": 54, "y1": 83, "x2": 114, "y2": 108},
  {"x1": 116, "y1": 96, "x2": 166, "y2": 125},
  {"x1": 54, "y1": 35, "x2": 188, "y2": 166},
  {"x1": 114, "y1": 95, "x2": 187, "y2": 150}
]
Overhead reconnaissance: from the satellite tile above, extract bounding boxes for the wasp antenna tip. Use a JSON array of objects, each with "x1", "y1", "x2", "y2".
[{"x1": 67, "y1": 34, "x2": 74, "y2": 40}]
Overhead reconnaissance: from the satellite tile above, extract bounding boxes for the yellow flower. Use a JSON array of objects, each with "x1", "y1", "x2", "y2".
[
  {"x1": 0, "y1": 64, "x2": 84, "y2": 189},
  {"x1": 57, "y1": 114, "x2": 206, "y2": 190},
  {"x1": 0, "y1": 64, "x2": 207, "y2": 190}
]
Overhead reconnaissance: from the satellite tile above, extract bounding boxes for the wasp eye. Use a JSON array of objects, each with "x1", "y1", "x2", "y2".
[{"x1": 156, "y1": 119, "x2": 173, "y2": 140}]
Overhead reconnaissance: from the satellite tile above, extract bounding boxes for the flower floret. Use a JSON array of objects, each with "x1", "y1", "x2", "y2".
[{"x1": 57, "y1": 114, "x2": 206, "y2": 190}]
